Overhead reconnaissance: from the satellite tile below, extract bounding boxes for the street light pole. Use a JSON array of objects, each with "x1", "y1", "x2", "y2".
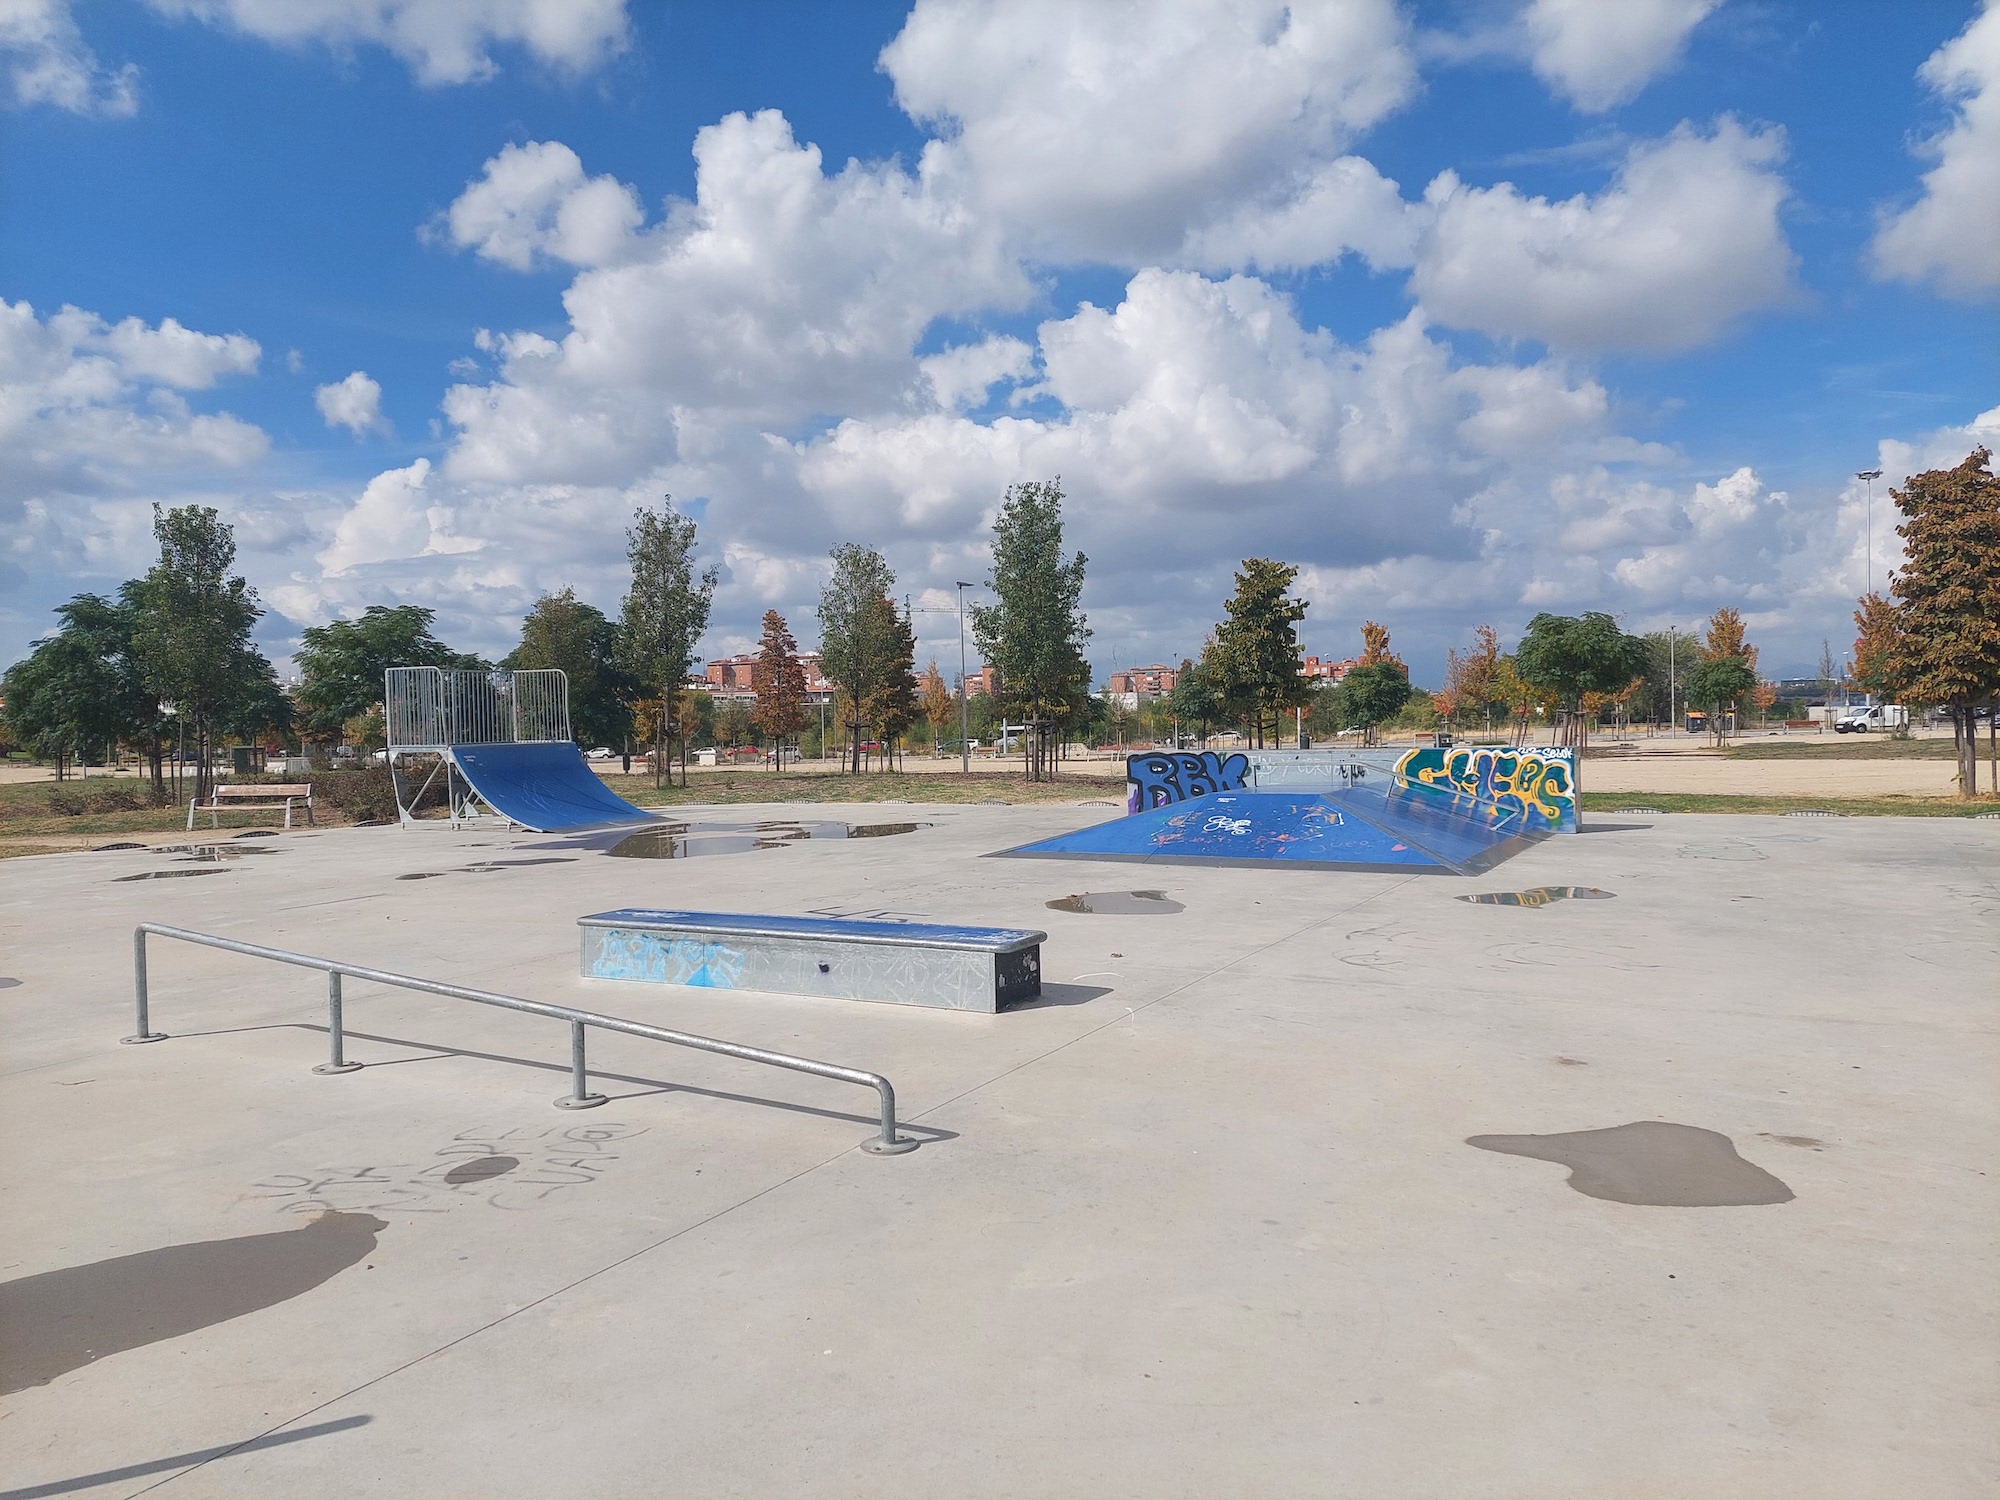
[
  {"x1": 1856, "y1": 469, "x2": 1883, "y2": 597},
  {"x1": 956, "y1": 582, "x2": 974, "y2": 774}
]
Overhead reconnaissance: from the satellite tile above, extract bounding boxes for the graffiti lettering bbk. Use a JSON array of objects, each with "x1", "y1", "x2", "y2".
[{"x1": 1125, "y1": 751, "x2": 1250, "y2": 812}]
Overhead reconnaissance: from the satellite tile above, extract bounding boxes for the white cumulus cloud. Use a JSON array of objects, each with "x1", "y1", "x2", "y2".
[
  {"x1": 881, "y1": 0, "x2": 1416, "y2": 265},
  {"x1": 315, "y1": 370, "x2": 389, "y2": 436},
  {"x1": 0, "y1": 299, "x2": 265, "y2": 515},
  {"x1": 434, "y1": 140, "x2": 645, "y2": 271},
  {"x1": 1870, "y1": 3, "x2": 2000, "y2": 300},
  {"x1": 0, "y1": 0, "x2": 137, "y2": 115},
  {"x1": 1411, "y1": 118, "x2": 1798, "y2": 352},
  {"x1": 143, "y1": 0, "x2": 630, "y2": 86},
  {"x1": 439, "y1": 111, "x2": 1030, "y2": 485},
  {"x1": 1522, "y1": 0, "x2": 1721, "y2": 113}
]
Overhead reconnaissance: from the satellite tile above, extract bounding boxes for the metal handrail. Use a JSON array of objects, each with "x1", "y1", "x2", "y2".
[{"x1": 123, "y1": 923, "x2": 918, "y2": 1155}]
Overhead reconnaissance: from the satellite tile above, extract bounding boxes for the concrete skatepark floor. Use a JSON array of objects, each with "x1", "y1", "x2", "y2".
[{"x1": 2, "y1": 804, "x2": 1996, "y2": 1498}]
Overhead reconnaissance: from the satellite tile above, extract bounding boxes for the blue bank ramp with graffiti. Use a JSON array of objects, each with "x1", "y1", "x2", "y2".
[
  {"x1": 450, "y1": 741, "x2": 654, "y2": 832},
  {"x1": 579, "y1": 909, "x2": 1046, "y2": 1013},
  {"x1": 995, "y1": 785, "x2": 1546, "y2": 875}
]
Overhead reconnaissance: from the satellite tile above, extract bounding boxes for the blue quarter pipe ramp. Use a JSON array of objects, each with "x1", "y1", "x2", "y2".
[
  {"x1": 994, "y1": 785, "x2": 1544, "y2": 875},
  {"x1": 450, "y1": 742, "x2": 654, "y2": 832}
]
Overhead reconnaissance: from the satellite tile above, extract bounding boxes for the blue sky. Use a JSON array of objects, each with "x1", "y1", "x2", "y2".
[{"x1": 4, "y1": 0, "x2": 1996, "y2": 684}]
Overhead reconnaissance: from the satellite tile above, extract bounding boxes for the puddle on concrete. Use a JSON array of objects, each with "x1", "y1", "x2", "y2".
[
  {"x1": 235, "y1": 829, "x2": 279, "y2": 839},
  {"x1": 155, "y1": 844, "x2": 276, "y2": 861},
  {"x1": 600, "y1": 820, "x2": 930, "y2": 860},
  {"x1": 93, "y1": 842, "x2": 146, "y2": 852},
  {"x1": 114, "y1": 868, "x2": 231, "y2": 881},
  {"x1": 1467, "y1": 1121, "x2": 1793, "y2": 1207},
  {"x1": 396, "y1": 872, "x2": 446, "y2": 881},
  {"x1": 1046, "y1": 890, "x2": 1186, "y2": 915},
  {"x1": 0, "y1": 977, "x2": 19, "y2": 990},
  {"x1": 442, "y1": 1155, "x2": 519, "y2": 1186},
  {"x1": 0, "y1": 1210, "x2": 385, "y2": 1395},
  {"x1": 1458, "y1": 886, "x2": 1615, "y2": 909}
]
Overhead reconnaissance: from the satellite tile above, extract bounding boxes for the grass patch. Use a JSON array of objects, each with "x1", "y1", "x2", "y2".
[
  {"x1": 1725, "y1": 738, "x2": 1967, "y2": 760},
  {"x1": 1580, "y1": 790, "x2": 1997, "y2": 817},
  {"x1": 602, "y1": 769, "x2": 1124, "y2": 807}
]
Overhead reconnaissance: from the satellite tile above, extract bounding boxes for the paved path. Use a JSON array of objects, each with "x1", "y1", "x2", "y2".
[{"x1": 2, "y1": 806, "x2": 1995, "y2": 1497}]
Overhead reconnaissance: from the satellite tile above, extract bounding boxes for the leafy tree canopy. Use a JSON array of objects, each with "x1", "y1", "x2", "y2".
[
  {"x1": 970, "y1": 478, "x2": 1090, "y2": 729},
  {"x1": 1514, "y1": 611, "x2": 1648, "y2": 706},
  {"x1": 296, "y1": 604, "x2": 481, "y2": 743},
  {"x1": 505, "y1": 588, "x2": 631, "y2": 749}
]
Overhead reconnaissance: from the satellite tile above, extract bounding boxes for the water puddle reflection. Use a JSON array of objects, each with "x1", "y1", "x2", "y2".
[
  {"x1": 593, "y1": 820, "x2": 931, "y2": 860},
  {"x1": 1046, "y1": 890, "x2": 1185, "y2": 915},
  {"x1": 1458, "y1": 886, "x2": 1614, "y2": 909}
]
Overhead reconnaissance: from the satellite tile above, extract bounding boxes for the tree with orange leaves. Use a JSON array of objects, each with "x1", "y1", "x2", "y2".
[{"x1": 1851, "y1": 592, "x2": 1903, "y2": 703}]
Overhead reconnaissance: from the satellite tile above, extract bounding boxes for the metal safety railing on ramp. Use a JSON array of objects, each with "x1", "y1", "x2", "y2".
[{"x1": 122, "y1": 924, "x2": 919, "y2": 1155}]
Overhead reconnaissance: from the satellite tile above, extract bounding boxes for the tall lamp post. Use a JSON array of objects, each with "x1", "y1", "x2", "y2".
[
  {"x1": 956, "y1": 581, "x2": 974, "y2": 774},
  {"x1": 1856, "y1": 469, "x2": 1883, "y2": 597}
]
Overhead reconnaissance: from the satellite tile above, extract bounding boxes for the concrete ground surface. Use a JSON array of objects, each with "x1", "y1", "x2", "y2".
[{"x1": 1, "y1": 805, "x2": 1996, "y2": 1499}]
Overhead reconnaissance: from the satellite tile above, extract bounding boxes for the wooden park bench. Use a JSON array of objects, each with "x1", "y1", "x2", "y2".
[
  {"x1": 578, "y1": 908, "x2": 1045, "y2": 1013},
  {"x1": 187, "y1": 782, "x2": 315, "y2": 830},
  {"x1": 1782, "y1": 719, "x2": 1822, "y2": 732}
]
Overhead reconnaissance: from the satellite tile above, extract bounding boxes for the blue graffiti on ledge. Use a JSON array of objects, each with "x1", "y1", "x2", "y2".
[
  {"x1": 591, "y1": 930, "x2": 747, "y2": 987},
  {"x1": 1125, "y1": 751, "x2": 1251, "y2": 813}
]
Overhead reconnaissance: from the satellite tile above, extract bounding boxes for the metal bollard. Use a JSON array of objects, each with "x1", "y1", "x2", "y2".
[
  {"x1": 554, "y1": 1018, "x2": 607, "y2": 1109},
  {"x1": 313, "y1": 970, "x2": 363, "y2": 1075},
  {"x1": 122, "y1": 928, "x2": 166, "y2": 1045}
]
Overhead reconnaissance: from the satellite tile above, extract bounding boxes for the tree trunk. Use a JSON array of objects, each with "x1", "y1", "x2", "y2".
[{"x1": 1958, "y1": 703, "x2": 1978, "y2": 799}]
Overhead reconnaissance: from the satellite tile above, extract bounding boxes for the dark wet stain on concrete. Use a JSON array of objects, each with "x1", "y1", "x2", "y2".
[
  {"x1": 0, "y1": 977, "x2": 20, "y2": 990},
  {"x1": 1467, "y1": 1121, "x2": 1793, "y2": 1206},
  {"x1": 396, "y1": 872, "x2": 447, "y2": 881},
  {"x1": 1554, "y1": 1056, "x2": 1587, "y2": 1066},
  {"x1": 0, "y1": 1210, "x2": 385, "y2": 1394},
  {"x1": 1458, "y1": 886, "x2": 1614, "y2": 908},
  {"x1": 235, "y1": 829, "x2": 279, "y2": 838},
  {"x1": 1046, "y1": 890, "x2": 1186, "y2": 915},
  {"x1": 602, "y1": 820, "x2": 929, "y2": 859},
  {"x1": 114, "y1": 868, "x2": 230, "y2": 881},
  {"x1": 1759, "y1": 1133, "x2": 1830, "y2": 1151},
  {"x1": 443, "y1": 1155, "x2": 520, "y2": 1186},
  {"x1": 93, "y1": 842, "x2": 147, "y2": 852}
]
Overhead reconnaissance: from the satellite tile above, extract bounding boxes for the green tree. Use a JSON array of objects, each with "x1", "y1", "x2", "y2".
[
  {"x1": 716, "y1": 698, "x2": 755, "y2": 751},
  {"x1": 861, "y1": 595, "x2": 918, "y2": 769},
  {"x1": 816, "y1": 543, "x2": 899, "y2": 773},
  {"x1": 751, "y1": 610, "x2": 809, "y2": 768},
  {"x1": 295, "y1": 604, "x2": 481, "y2": 746},
  {"x1": 970, "y1": 478, "x2": 1091, "y2": 781},
  {"x1": 618, "y1": 497, "x2": 717, "y2": 787},
  {"x1": 128, "y1": 505, "x2": 281, "y2": 803},
  {"x1": 504, "y1": 588, "x2": 633, "y2": 751},
  {"x1": 1170, "y1": 649, "x2": 1222, "y2": 746},
  {"x1": 1683, "y1": 657, "x2": 1757, "y2": 747},
  {"x1": 1513, "y1": 611, "x2": 1648, "y2": 748},
  {"x1": 1, "y1": 594, "x2": 164, "y2": 783},
  {"x1": 1211, "y1": 560, "x2": 1309, "y2": 747},
  {"x1": 1886, "y1": 449, "x2": 2000, "y2": 797},
  {"x1": 1336, "y1": 663, "x2": 1412, "y2": 746}
]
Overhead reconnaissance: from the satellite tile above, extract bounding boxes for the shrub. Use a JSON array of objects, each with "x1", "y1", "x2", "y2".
[{"x1": 44, "y1": 782, "x2": 163, "y2": 816}]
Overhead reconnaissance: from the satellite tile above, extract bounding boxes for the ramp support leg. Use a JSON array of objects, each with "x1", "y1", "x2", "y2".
[{"x1": 555, "y1": 1019, "x2": 608, "y2": 1109}]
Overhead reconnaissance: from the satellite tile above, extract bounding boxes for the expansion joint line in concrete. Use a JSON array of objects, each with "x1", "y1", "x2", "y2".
[{"x1": 124, "y1": 876, "x2": 1418, "y2": 1496}]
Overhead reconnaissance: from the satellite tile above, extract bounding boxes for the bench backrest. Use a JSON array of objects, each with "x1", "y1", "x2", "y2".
[{"x1": 217, "y1": 783, "x2": 312, "y2": 799}]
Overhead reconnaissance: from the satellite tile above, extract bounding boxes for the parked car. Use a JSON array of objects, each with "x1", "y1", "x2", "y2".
[
  {"x1": 586, "y1": 747, "x2": 614, "y2": 760},
  {"x1": 1835, "y1": 705, "x2": 1908, "y2": 734}
]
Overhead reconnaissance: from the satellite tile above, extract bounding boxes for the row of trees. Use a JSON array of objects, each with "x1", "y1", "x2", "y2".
[{"x1": 1847, "y1": 448, "x2": 2000, "y2": 798}]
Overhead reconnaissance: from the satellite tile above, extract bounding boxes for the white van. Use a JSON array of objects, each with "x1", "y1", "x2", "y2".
[{"x1": 1834, "y1": 705, "x2": 1908, "y2": 733}]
